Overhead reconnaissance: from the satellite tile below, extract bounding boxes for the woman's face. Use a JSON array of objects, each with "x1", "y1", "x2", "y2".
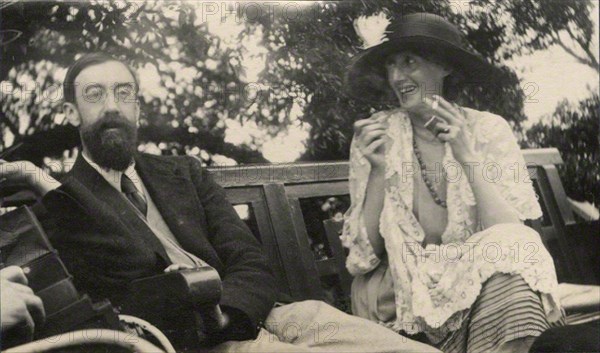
[{"x1": 386, "y1": 51, "x2": 450, "y2": 111}]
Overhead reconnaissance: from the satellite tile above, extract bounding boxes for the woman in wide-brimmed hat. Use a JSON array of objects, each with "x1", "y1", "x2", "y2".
[{"x1": 341, "y1": 12, "x2": 564, "y2": 353}]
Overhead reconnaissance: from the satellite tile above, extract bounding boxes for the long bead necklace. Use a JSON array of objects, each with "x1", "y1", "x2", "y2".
[{"x1": 413, "y1": 137, "x2": 447, "y2": 208}]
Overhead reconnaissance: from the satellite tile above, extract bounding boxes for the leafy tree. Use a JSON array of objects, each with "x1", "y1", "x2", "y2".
[
  {"x1": 500, "y1": 0, "x2": 598, "y2": 72},
  {"x1": 257, "y1": 0, "x2": 597, "y2": 159},
  {"x1": 0, "y1": 0, "x2": 596, "y2": 167},
  {"x1": 1, "y1": 1, "x2": 267, "y2": 166},
  {"x1": 526, "y1": 92, "x2": 599, "y2": 206}
]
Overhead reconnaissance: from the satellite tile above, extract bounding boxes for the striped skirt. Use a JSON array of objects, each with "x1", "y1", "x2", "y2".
[
  {"x1": 438, "y1": 273, "x2": 565, "y2": 353},
  {"x1": 352, "y1": 263, "x2": 564, "y2": 353}
]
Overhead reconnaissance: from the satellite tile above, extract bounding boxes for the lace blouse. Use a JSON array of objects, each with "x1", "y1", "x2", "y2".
[{"x1": 341, "y1": 107, "x2": 562, "y2": 338}]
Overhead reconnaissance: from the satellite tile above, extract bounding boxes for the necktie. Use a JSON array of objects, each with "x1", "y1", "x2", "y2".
[{"x1": 121, "y1": 174, "x2": 147, "y2": 217}]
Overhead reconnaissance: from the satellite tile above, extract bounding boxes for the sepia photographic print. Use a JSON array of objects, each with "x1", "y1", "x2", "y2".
[{"x1": 1, "y1": 1, "x2": 599, "y2": 352}]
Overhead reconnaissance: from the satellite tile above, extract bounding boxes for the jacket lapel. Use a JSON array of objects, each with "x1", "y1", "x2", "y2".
[
  {"x1": 69, "y1": 155, "x2": 170, "y2": 264},
  {"x1": 134, "y1": 154, "x2": 216, "y2": 263}
]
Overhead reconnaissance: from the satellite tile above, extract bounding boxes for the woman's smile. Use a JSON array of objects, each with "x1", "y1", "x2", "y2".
[
  {"x1": 398, "y1": 84, "x2": 417, "y2": 95},
  {"x1": 386, "y1": 52, "x2": 449, "y2": 111},
  {"x1": 390, "y1": 79, "x2": 421, "y2": 103}
]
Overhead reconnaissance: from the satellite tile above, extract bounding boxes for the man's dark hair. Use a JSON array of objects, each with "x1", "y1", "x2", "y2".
[{"x1": 63, "y1": 52, "x2": 139, "y2": 104}]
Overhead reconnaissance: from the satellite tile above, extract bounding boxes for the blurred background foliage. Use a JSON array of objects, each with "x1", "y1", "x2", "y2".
[
  {"x1": 0, "y1": 0, "x2": 597, "y2": 204},
  {"x1": 527, "y1": 92, "x2": 599, "y2": 206}
]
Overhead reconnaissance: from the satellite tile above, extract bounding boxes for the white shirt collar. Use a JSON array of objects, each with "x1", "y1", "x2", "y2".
[{"x1": 81, "y1": 151, "x2": 141, "y2": 193}]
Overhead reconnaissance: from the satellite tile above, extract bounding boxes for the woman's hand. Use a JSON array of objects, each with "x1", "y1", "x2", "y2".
[
  {"x1": 353, "y1": 117, "x2": 389, "y2": 258},
  {"x1": 424, "y1": 96, "x2": 477, "y2": 164},
  {"x1": 353, "y1": 117, "x2": 389, "y2": 171},
  {"x1": 425, "y1": 97, "x2": 522, "y2": 227}
]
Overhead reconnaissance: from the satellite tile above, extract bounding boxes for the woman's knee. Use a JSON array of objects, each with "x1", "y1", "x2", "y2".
[{"x1": 293, "y1": 300, "x2": 338, "y2": 316}]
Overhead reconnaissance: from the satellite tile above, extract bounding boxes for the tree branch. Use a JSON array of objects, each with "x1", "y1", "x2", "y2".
[
  {"x1": 557, "y1": 40, "x2": 590, "y2": 65},
  {"x1": 561, "y1": 26, "x2": 599, "y2": 72},
  {"x1": 574, "y1": 36, "x2": 600, "y2": 71}
]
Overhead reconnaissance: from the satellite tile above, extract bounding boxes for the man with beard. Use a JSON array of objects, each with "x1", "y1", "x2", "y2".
[{"x1": 3, "y1": 53, "x2": 438, "y2": 353}]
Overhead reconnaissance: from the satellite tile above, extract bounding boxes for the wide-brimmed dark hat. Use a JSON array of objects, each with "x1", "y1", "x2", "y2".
[{"x1": 345, "y1": 12, "x2": 493, "y2": 104}]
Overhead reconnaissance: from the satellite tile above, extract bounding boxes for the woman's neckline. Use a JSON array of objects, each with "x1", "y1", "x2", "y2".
[{"x1": 412, "y1": 126, "x2": 443, "y2": 144}]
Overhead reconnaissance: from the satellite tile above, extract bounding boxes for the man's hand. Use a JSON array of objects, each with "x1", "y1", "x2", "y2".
[
  {"x1": 0, "y1": 266, "x2": 46, "y2": 339},
  {"x1": 164, "y1": 263, "x2": 195, "y2": 273},
  {"x1": 0, "y1": 160, "x2": 60, "y2": 197}
]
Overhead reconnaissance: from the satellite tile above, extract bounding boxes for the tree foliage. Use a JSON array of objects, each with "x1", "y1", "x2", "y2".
[
  {"x1": 258, "y1": 0, "x2": 596, "y2": 159},
  {"x1": 526, "y1": 92, "x2": 599, "y2": 205},
  {"x1": 1, "y1": 1, "x2": 267, "y2": 166},
  {"x1": 0, "y1": 0, "x2": 596, "y2": 168}
]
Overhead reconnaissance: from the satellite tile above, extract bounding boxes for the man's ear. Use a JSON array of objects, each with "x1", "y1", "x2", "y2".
[
  {"x1": 63, "y1": 102, "x2": 81, "y2": 127},
  {"x1": 135, "y1": 100, "x2": 141, "y2": 127}
]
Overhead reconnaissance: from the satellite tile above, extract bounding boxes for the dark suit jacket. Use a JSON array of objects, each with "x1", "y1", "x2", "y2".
[{"x1": 42, "y1": 153, "x2": 277, "y2": 344}]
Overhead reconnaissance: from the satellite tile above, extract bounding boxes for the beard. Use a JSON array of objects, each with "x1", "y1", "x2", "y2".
[{"x1": 80, "y1": 112, "x2": 138, "y2": 171}]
